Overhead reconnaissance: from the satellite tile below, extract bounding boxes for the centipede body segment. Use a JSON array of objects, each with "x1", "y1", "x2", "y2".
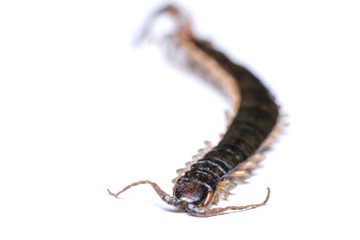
[{"x1": 108, "y1": 5, "x2": 283, "y2": 217}]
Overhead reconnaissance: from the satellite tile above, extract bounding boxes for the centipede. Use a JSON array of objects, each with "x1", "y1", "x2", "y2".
[{"x1": 107, "y1": 5, "x2": 284, "y2": 217}]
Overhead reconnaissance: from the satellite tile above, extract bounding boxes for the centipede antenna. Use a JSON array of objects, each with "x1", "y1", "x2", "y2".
[
  {"x1": 107, "y1": 180, "x2": 183, "y2": 207},
  {"x1": 186, "y1": 187, "x2": 271, "y2": 217},
  {"x1": 210, "y1": 187, "x2": 270, "y2": 216},
  {"x1": 107, "y1": 180, "x2": 165, "y2": 198}
]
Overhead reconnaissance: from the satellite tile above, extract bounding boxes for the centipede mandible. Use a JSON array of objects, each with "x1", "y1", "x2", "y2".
[{"x1": 107, "y1": 4, "x2": 284, "y2": 217}]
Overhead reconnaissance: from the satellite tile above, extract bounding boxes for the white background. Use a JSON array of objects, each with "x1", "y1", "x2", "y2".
[{"x1": 1, "y1": 0, "x2": 359, "y2": 239}]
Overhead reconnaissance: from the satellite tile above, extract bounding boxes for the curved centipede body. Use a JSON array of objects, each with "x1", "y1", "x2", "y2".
[{"x1": 108, "y1": 5, "x2": 284, "y2": 217}]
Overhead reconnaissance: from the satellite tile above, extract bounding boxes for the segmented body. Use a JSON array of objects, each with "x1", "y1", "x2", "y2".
[
  {"x1": 108, "y1": 5, "x2": 282, "y2": 217},
  {"x1": 172, "y1": 38, "x2": 279, "y2": 210}
]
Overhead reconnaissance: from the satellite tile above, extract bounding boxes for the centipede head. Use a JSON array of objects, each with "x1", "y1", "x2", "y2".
[
  {"x1": 108, "y1": 179, "x2": 270, "y2": 217},
  {"x1": 173, "y1": 180, "x2": 215, "y2": 207}
]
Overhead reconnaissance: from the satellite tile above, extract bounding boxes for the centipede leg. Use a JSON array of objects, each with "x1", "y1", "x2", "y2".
[
  {"x1": 228, "y1": 153, "x2": 263, "y2": 183},
  {"x1": 186, "y1": 187, "x2": 270, "y2": 217},
  {"x1": 217, "y1": 153, "x2": 266, "y2": 201},
  {"x1": 261, "y1": 122, "x2": 288, "y2": 151},
  {"x1": 173, "y1": 140, "x2": 215, "y2": 184},
  {"x1": 217, "y1": 153, "x2": 265, "y2": 199},
  {"x1": 229, "y1": 120, "x2": 285, "y2": 182},
  {"x1": 216, "y1": 180, "x2": 237, "y2": 199},
  {"x1": 240, "y1": 153, "x2": 265, "y2": 171},
  {"x1": 225, "y1": 111, "x2": 234, "y2": 130},
  {"x1": 204, "y1": 140, "x2": 214, "y2": 150},
  {"x1": 230, "y1": 169, "x2": 251, "y2": 181}
]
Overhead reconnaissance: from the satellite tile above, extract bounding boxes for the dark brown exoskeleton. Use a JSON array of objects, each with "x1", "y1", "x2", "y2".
[{"x1": 108, "y1": 5, "x2": 283, "y2": 217}]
